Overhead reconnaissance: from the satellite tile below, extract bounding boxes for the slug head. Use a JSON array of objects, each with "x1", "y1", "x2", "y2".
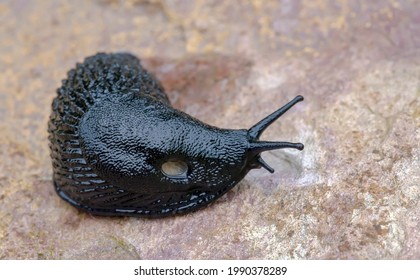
[{"x1": 79, "y1": 94, "x2": 304, "y2": 201}]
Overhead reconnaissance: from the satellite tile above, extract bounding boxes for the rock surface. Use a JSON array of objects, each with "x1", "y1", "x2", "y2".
[{"x1": 0, "y1": 0, "x2": 419, "y2": 259}]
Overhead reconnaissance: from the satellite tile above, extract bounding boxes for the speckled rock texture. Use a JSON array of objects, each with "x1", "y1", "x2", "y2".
[{"x1": 0, "y1": 0, "x2": 418, "y2": 259}]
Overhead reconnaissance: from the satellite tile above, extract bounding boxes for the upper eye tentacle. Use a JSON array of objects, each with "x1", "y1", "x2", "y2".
[{"x1": 248, "y1": 95, "x2": 304, "y2": 140}]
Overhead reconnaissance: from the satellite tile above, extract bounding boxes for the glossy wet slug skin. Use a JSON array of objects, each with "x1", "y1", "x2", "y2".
[{"x1": 48, "y1": 53, "x2": 304, "y2": 217}]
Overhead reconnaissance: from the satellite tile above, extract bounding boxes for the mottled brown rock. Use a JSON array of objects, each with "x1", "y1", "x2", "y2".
[{"x1": 0, "y1": 0, "x2": 418, "y2": 259}]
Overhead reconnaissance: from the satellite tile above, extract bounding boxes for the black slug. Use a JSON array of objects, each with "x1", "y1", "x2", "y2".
[{"x1": 48, "y1": 53, "x2": 304, "y2": 217}]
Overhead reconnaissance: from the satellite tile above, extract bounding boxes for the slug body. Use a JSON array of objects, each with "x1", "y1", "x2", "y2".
[{"x1": 48, "y1": 53, "x2": 304, "y2": 217}]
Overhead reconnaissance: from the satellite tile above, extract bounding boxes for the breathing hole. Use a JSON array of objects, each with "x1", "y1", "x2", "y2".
[{"x1": 161, "y1": 159, "x2": 188, "y2": 178}]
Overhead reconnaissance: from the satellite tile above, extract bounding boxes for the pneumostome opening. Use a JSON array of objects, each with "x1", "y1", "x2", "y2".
[{"x1": 161, "y1": 159, "x2": 188, "y2": 178}]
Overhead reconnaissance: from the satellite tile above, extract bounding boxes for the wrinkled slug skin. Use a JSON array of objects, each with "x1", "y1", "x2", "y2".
[{"x1": 48, "y1": 53, "x2": 304, "y2": 217}]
